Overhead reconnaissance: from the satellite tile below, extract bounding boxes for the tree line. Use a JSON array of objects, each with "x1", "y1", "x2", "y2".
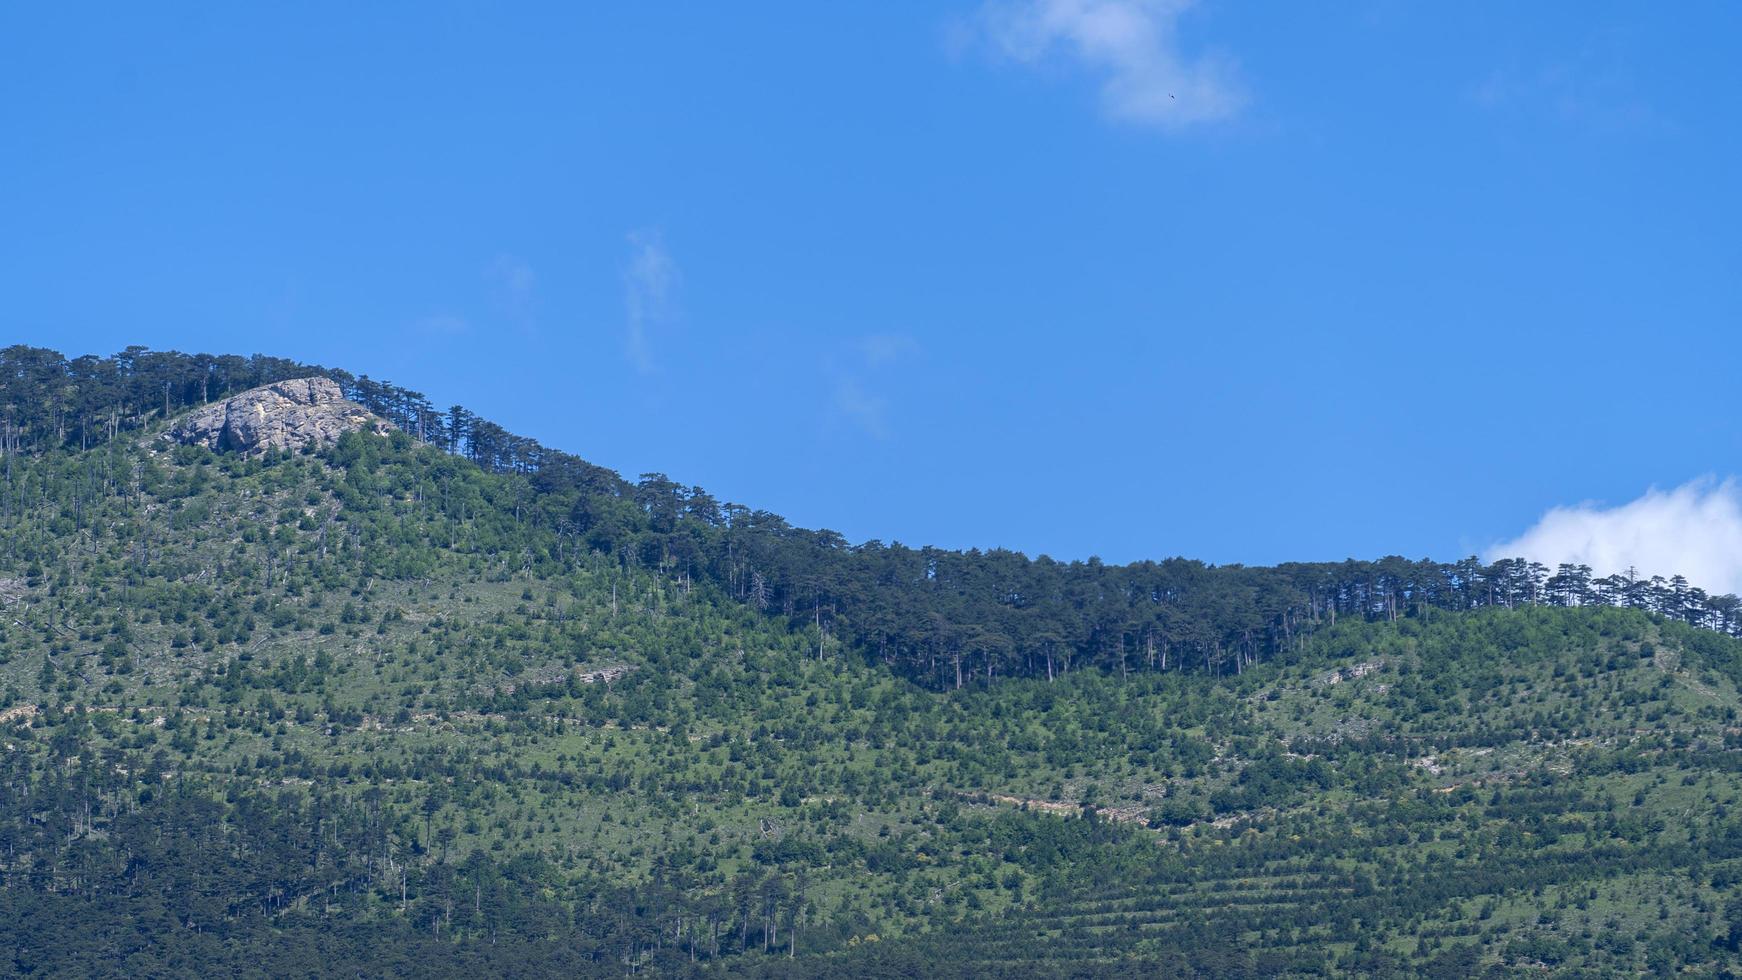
[{"x1": 8, "y1": 344, "x2": 1740, "y2": 692}]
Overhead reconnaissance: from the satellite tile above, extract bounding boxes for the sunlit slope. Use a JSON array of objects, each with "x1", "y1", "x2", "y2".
[{"x1": 4, "y1": 432, "x2": 1742, "y2": 974}]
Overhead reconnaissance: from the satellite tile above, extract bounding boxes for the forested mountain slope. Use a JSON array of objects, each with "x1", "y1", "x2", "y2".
[
  {"x1": 6, "y1": 344, "x2": 1742, "y2": 695},
  {"x1": 3, "y1": 349, "x2": 1742, "y2": 975}
]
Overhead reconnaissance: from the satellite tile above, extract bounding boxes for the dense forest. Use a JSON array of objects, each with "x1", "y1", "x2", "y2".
[
  {"x1": 6, "y1": 344, "x2": 1740, "y2": 692},
  {"x1": 5, "y1": 345, "x2": 1742, "y2": 975}
]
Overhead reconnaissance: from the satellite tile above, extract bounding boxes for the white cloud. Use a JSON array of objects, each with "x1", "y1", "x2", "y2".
[
  {"x1": 623, "y1": 230, "x2": 677, "y2": 373},
  {"x1": 976, "y1": 0, "x2": 1243, "y2": 129},
  {"x1": 1487, "y1": 477, "x2": 1742, "y2": 596}
]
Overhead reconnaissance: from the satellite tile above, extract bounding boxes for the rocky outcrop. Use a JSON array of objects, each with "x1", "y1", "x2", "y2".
[{"x1": 164, "y1": 377, "x2": 393, "y2": 455}]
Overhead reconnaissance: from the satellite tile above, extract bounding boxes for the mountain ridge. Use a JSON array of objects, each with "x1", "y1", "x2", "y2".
[
  {"x1": 5, "y1": 344, "x2": 1739, "y2": 693},
  {"x1": 3, "y1": 344, "x2": 1742, "y2": 974}
]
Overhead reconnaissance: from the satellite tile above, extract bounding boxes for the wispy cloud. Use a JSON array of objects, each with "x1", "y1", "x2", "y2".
[
  {"x1": 832, "y1": 377, "x2": 893, "y2": 441},
  {"x1": 487, "y1": 254, "x2": 537, "y2": 311},
  {"x1": 623, "y1": 230, "x2": 677, "y2": 373},
  {"x1": 412, "y1": 312, "x2": 470, "y2": 337},
  {"x1": 857, "y1": 333, "x2": 920, "y2": 368},
  {"x1": 1487, "y1": 477, "x2": 1742, "y2": 596},
  {"x1": 829, "y1": 333, "x2": 918, "y2": 440},
  {"x1": 974, "y1": 0, "x2": 1243, "y2": 130},
  {"x1": 1468, "y1": 36, "x2": 1669, "y2": 135}
]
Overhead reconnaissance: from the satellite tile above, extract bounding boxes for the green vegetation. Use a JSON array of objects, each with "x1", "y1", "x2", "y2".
[{"x1": 4, "y1": 346, "x2": 1742, "y2": 975}]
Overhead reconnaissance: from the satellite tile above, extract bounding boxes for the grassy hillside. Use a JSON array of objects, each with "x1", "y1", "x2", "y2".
[{"x1": 4, "y1": 426, "x2": 1742, "y2": 975}]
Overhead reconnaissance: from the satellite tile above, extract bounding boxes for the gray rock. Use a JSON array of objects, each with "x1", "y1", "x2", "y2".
[{"x1": 164, "y1": 377, "x2": 393, "y2": 455}]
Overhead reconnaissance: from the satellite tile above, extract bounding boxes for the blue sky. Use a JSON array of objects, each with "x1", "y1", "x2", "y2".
[{"x1": 5, "y1": 2, "x2": 1740, "y2": 579}]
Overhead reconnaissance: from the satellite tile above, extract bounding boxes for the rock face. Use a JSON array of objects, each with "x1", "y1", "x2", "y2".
[{"x1": 164, "y1": 377, "x2": 393, "y2": 455}]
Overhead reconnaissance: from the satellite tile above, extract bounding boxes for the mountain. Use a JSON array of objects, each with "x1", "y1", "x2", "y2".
[{"x1": 3, "y1": 347, "x2": 1742, "y2": 976}]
